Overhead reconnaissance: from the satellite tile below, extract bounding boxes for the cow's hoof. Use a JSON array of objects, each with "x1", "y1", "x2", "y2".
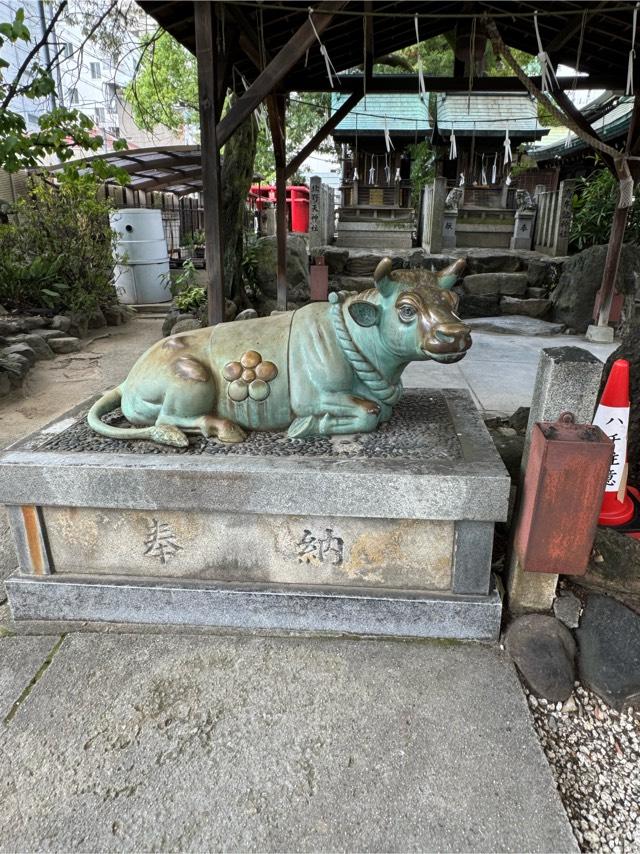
[{"x1": 202, "y1": 418, "x2": 247, "y2": 445}]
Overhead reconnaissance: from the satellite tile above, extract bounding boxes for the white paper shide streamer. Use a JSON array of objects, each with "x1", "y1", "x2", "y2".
[
  {"x1": 353, "y1": 167, "x2": 359, "y2": 181},
  {"x1": 503, "y1": 128, "x2": 512, "y2": 165},
  {"x1": 491, "y1": 153, "x2": 497, "y2": 184},
  {"x1": 369, "y1": 156, "x2": 375, "y2": 185},
  {"x1": 481, "y1": 155, "x2": 487, "y2": 185},
  {"x1": 309, "y1": 7, "x2": 339, "y2": 89},
  {"x1": 414, "y1": 15, "x2": 428, "y2": 102},
  {"x1": 459, "y1": 172, "x2": 465, "y2": 187},
  {"x1": 384, "y1": 116, "x2": 394, "y2": 152},
  {"x1": 449, "y1": 131, "x2": 457, "y2": 160},
  {"x1": 395, "y1": 167, "x2": 401, "y2": 183},
  {"x1": 534, "y1": 11, "x2": 557, "y2": 94},
  {"x1": 627, "y1": 3, "x2": 640, "y2": 96}
]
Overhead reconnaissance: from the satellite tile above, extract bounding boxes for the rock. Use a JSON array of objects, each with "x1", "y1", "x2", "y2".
[
  {"x1": 88, "y1": 308, "x2": 106, "y2": 329},
  {"x1": 235, "y1": 308, "x2": 258, "y2": 321},
  {"x1": 102, "y1": 305, "x2": 123, "y2": 326},
  {"x1": 51, "y1": 315, "x2": 71, "y2": 333},
  {"x1": 551, "y1": 244, "x2": 640, "y2": 333},
  {"x1": 464, "y1": 252, "x2": 522, "y2": 274},
  {"x1": 3, "y1": 342, "x2": 37, "y2": 367},
  {"x1": 576, "y1": 593, "x2": 640, "y2": 712},
  {"x1": 0, "y1": 371, "x2": 10, "y2": 395},
  {"x1": 30, "y1": 329, "x2": 66, "y2": 341},
  {"x1": 317, "y1": 246, "x2": 349, "y2": 275},
  {"x1": 21, "y1": 334, "x2": 54, "y2": 361},
  {"x1": 118, "y1": 305, "x2": 133, "y2": 324},
  {"x1": 526, "y1": 258, "x2": 565, "y2": 289},
  {"x1": 162, "y1": 311, "x2": 180, "y2": 337},
  {"x1": 553, "y1": 591, "x2": 582, "y2": 629},
  {"x1": 48, "y1": 336, "x2": 81, "y2": 354},
  {"x1": 526, "y1": 287, "x2": 547, "y2": 299},
  {"x1": 0, "y1": 320, "x2": 16, "y2": 337},
  {"x1": 2, "y1": 352, "x2": 30, "y2": 377},
  {"x1": 171, "y1": 318, "x2": 202, "y2": 335},
  {"x1": 505, "y1": 614, "x2": 576, "y2": 702},
  {"x1": 417, "y1": 254, "x2": 458, "y2": 272},
  {"x1": 487, "y1": 425, "x2": 524, "y2": 481},
  {"x1": 508, "y1": 406, "x2": 530, "y2": 433},
  {"x1": 0, "y1": 304, "x2": 7, "y2": 315},
  {"x1": 253, "y1": 234, "x2": 309, "y2": 302},
  {"x1": 457, "y1": 293, "x2": 501, "y2": 319},
  {"x1": 463, "y1": 273, "x2": 528, "y2": 297},
  {"x1": 21, "y1": 316, "x2": 45, "y2": 330},
  {"x1": 583, "y1": 527, "x2": 640, "y2": 600},
  {"x1": 225, "y1": 299, "x2": 237, "y2": 322},
  {"x1": 500, "y1": 297, "x2": 552, "y2": 319},
  {"x1": 466, "y1": 316, "x2": 565, "y2": 336},
  {"x1": 66, "y1": 312, "x2": 90, "y2": 339}
]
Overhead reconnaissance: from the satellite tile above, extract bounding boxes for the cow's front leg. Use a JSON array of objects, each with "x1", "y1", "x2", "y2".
[{"x1": 289, "y1": 393, "x2": 381, "y2": 437}]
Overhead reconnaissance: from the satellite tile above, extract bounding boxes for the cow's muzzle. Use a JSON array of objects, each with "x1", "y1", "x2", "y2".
[{"x1": 422, "y1": 322, "x2": 472, "y2": 361}]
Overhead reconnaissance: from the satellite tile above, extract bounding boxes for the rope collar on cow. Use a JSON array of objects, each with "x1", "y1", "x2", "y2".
[{"x1": 328, "y1": 293, "x2": 401, "y2": 406}]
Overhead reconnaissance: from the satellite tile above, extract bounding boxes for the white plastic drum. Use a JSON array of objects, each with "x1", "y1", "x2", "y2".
[{"x1": 110, "y1": 208, "x2": 172, "y2": 304}]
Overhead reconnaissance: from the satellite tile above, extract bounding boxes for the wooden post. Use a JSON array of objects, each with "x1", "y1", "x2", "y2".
[
  {"x1": 268, "y1": 95, "x2": 287, "y2": 311},
  {"x1": 195, "y1": 2, "x2": 224, "y2": 327},
  {"x1": 596, "y1": 92, "x2": 640, "y2": 329}
]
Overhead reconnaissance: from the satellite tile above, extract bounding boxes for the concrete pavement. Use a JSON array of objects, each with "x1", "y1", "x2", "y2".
[
  {"x1": 0, "y1": 632, "x2": 578, "y2": 852},
  {"x1": 404, "y1": 331, "x2": 616, "y2": 416}
]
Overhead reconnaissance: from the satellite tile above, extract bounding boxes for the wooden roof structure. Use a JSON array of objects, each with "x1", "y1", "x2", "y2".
[{"x1": 139, "y1": 1, "x2": 640, "y2": 329}]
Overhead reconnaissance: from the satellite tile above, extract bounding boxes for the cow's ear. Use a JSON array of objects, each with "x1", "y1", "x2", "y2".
[
  {"x1": 437, "y1": 258, "x2": 465, "y2": 290},
  {"x1": 373, "y1": 257, "x2": 394, "y2": 297},
  {"x1": 348, "y1": 300, "x2": 380, "y2": 327}
]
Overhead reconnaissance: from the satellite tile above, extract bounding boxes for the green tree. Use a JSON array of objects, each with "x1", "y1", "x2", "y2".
[{"x1": 0, "y1": 5, "x2": 115, "y2": 173}]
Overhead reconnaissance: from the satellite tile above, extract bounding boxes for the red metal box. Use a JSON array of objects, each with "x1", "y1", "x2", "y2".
[{"x1": 514, "y1": 414, "x2": 612, "y2": 576}]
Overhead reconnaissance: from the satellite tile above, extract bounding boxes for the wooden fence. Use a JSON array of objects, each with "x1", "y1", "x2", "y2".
[{"x1": 533, "y1": 180, "x2": 577, "y2": 257}]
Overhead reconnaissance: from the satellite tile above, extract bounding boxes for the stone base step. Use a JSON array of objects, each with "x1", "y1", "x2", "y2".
[
  {"x1": 131, "y1": 302, "x2": 172, "y2": 315},
  {"x1": 6, "y1": 573, "x2": 503, "y2": 642},
  {"x1": 336, "y1": 234, "x2": 413, "y2": 249}
]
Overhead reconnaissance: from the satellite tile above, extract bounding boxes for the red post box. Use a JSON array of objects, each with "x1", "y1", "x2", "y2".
[{"x1": 514, "y1": 412, "x2": 613, "y2": 576}]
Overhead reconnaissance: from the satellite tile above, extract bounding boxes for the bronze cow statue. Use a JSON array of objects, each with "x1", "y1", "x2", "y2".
[{"x1": 88, "y1": 258, "x2": 471, "y2": 446}]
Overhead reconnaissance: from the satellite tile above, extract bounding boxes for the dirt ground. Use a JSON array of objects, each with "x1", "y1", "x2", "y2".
[{"x1": 0, "y1": 317, "x2": 162, "y2": 450}]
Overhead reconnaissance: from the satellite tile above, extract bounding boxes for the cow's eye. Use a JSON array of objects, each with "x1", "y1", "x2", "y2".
[{"x1": 398, "y1": 305, "x2": 417, "y2": 323}]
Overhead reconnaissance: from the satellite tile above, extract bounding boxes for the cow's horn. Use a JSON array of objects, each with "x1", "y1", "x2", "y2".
[
  {"x1": 437, "y1": 258, "x2": 466, "y2": 290},
  {"x1": 374, "y1": 257, "x2": 393, "y2": 283}
]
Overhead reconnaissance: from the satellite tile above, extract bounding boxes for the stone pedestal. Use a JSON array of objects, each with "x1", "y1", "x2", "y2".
[
  {"x1": 0, "y1": 389, "x2": 509, "y2": 640},
  {"x1": 442, "y1": 211, "x2": 458, "y2": 249},
  {"x1": 510, "y1": 210, "x2": 536, "y2": 251},
  {"x1": 586, "y1": 323, "x2": 615, "y2": 343}
]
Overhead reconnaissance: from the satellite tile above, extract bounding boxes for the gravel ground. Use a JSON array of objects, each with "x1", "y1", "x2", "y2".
[{"x1": 526, "y1": 684, "x2": 640, "y2": 853}]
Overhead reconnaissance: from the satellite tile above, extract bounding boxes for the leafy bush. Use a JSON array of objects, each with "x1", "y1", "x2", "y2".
[
  {"x1": 174, "y1": 285, "x2": 206, "y2": 314},
  {"x1": 570, "y1": 167, "x2": 640, "y2": 251},
  {"x1": 0, "y1": 175, "x2": 118, "y2": 314}
]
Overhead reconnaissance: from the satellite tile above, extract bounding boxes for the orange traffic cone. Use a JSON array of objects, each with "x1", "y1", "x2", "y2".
[{"x1": 593, "y1": 358, "x2": 635, "y2": 526}]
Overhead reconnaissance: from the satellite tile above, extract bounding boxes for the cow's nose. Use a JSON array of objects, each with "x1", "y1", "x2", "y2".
[{"x1": 435, "y1": 323, "x2": 470, "y2": 344}]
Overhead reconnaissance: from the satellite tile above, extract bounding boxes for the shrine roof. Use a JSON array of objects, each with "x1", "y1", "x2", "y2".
[
  {"x1": 434, "y1": 92, "x2": 548, "y2": 139},
  {"x1": 331, "y1": 93, "x2": 430, "y2": 138}
]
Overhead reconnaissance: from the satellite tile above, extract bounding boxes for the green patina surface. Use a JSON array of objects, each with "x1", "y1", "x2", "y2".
[{"x1": 87, "y1": 259, "x2": 471, "y2": 447}]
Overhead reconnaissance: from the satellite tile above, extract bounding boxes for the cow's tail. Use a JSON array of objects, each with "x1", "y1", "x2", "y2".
[{"x1": 87, "y1": 386, "x2": 189, "y2": 447}]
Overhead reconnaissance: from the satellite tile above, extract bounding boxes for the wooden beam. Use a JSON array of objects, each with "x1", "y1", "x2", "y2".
[
  {"x1": 195, "y1": 1, "x2": 224, "y2": 327},
  {"x1": 285, "y1": 91, "x2": 362, "y2": 179},
  {"x1": 215, "y1": 2, "x2": 346, "y2": 148},
  {"x1": 546, "y1": 2, "x2": 608, "y2": 56},
  {"x1": 277, "y1": 73, "x2": 618, "y2": 94}
]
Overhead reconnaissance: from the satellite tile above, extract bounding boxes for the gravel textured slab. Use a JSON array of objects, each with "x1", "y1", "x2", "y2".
[
  {"x1": 528, "y1": 684, "x2": 639, "y2": 853},
  {"x1": 0, "y1": 633, "x2": 577, "y2": 853},
  {"x1": 36, "y1": 389, "x2": 463, "y2": 461}
]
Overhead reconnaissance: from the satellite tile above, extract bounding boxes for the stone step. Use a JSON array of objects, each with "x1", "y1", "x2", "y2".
[{"x1": 463, "y1": 272, "x2": 528, "y2": 297}]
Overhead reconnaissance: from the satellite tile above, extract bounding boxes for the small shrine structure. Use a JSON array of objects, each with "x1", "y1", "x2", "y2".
[{"x1": 331, "y1": 93, "x2": 429, "y2": 248}]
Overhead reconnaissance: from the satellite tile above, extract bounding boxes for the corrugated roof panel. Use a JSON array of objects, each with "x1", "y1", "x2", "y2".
[
  {"x1": 331, "y1": 93, "x2": 430, "y2": 133},
  {"x1": 436, "y1": 93, "x2": 540, "y2": 134}
]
